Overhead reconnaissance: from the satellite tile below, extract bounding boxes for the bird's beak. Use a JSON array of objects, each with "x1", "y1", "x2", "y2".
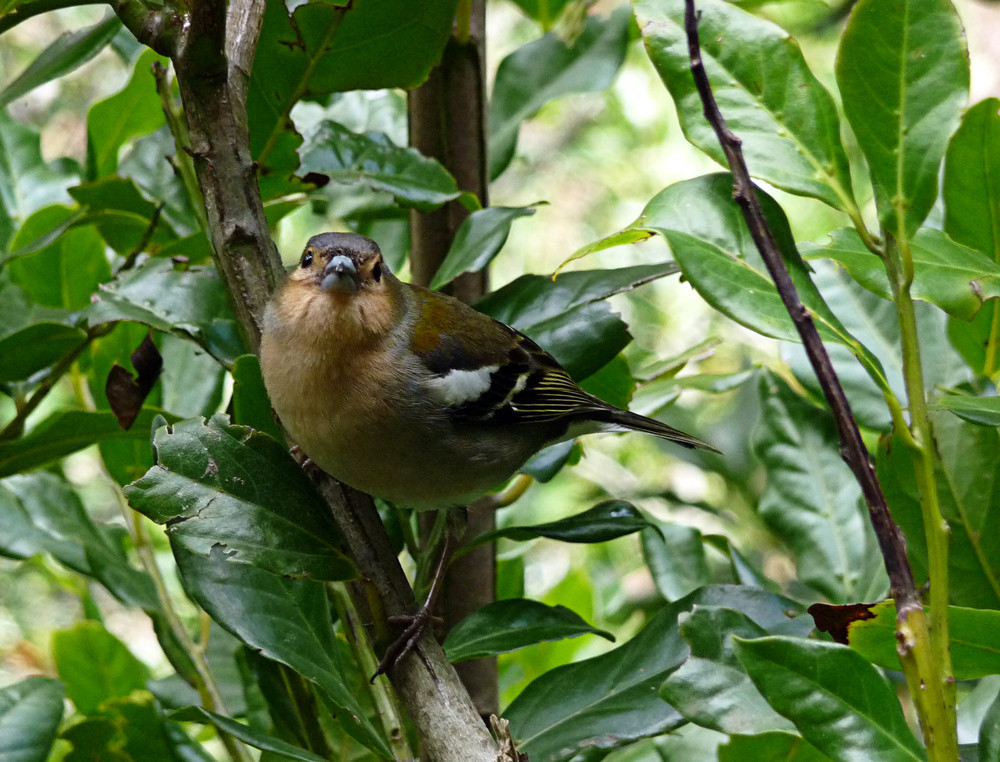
[{"x1": 320, "y1": 255, "x2": 360, "y2": 293}]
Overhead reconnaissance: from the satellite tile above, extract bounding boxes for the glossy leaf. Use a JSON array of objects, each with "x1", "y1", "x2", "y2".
[
  {"x1": 982, "y1": 687, "x2": 1000, "y2": 761},
  {"x1": 877, "y1": 414, "x2": 1000, "y2": 609},
  {"x1": 0, "y1": 676, "x2": 65, "y2": 762},
  {"x1": 944, "y1": 97, "x2": 1000, "y2": 261},
  {"x1": 934, "y1": 395, "x2": 1000, "y2": 427},
  {"x1": 847, "y1": 600, "x2": 1000, "y2": 680},
  {"x1": 170, "y1": 706, "x2": 327, "y2": 762},
  {"x1": 231, "y1": 354, "x2": 285, "y2": 442},
  {"x1": 0, "y1": 15, "x2": 121, "y2": 109},
  {"x1": 157, "y1": 334, "x2": 226, "y2": 420},
  {"x1": 443, "y1": 599, "x2": 614, "y2": 662},
  {"x1": 660, "y1": 606, "x2": 795, "y2": 735},
  {"x1": 639, "y1": 175, "x2": 890, "y2": 394},
  {"x1": 126, "y1": 415, "x2": 353, "y2": 582},
  {"x1": 52, "y1": 621, "x2": 151, "y2": 715},
  {"x1": 0, "y1": 321, "x2": 86, "y2": 382},
  {"x1": 430, "y1": 205, "x2": 538, "y2": 289},
  {"x1": 836, "y1": 0, "x2": 969, "y2": 239},
  {"x1": 249, "y1": 0, "x2": 458, "y2": 181},
  {"x1": 803, "y1": 227, "x2": 1000, "y2": 321},
  {"x1": 642, "y1": 522, "x2": 711, "y2": 602},
  {"x1": 489, "y1": 6, "x2": 630, "y2": 179},
  {"x1": 298, "y1": 121, "x2": 461, "y2": 211},
  {"x1": 7, "y1": 205, "x2": 110, "y2": 310},
  {"x1": 734, "y1": 637, "x2": 926, "y2": 762},
  {"x1": 719, "y1": 732, "x2": 832, "y2": 762},
  {"x1": 0, "y1": 472, "x2": 159, "y2": 609},
  {"x1": 505, "y1": 585, "x2": 811, "y2": 762},
  {"x1": 68, "y1": 176, "x2": 178, "y2": 254},
  {"x1": 505, "y1": 596, "x2": 687, "y2": 762},
  {"x1": 636, "y1": 0, "x2": 853, "y2": 211},
  {"x1": 464, "y1": 500, "x2": 652, "y2": 551},
  {"x1": 84, "y1": 259, "x2": 246, "y2": 366},
  {"x1": 477, "y1": 262, "x2": 677, "y2": 380},
  {"x1": 0, "y1": 111, "x2": 80, "y2": 249},
  {"x1": 753, "y1": 373, "x2": 882, "y2": 602},
  {"x1": 173, "y1": 545, "x2": 389, "y2": 757},
  {"x1": 0, "y1": 408, "x2": 172, "y2": 480},
  {"x1": 86, "y1": 49, "x2": 168, "y2": 179}
]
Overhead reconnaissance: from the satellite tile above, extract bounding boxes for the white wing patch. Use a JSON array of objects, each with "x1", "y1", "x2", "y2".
[{"x1": 427, "y1": 365, "x2": 500, "y2": 405}]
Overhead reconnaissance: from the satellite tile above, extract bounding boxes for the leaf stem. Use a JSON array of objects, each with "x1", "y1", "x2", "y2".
[
  {"x1": 883, "y1": 233, "x2": 957, "y2": 756},
  {"x1": 0, "y1": 324, "x2": 112, "y2": 442},
  {"x1": 328, "y1": 583, "x2": 414, "y2": 760},
  {"x1": 152, "y1": 62, "x2": 208, "y2": 233}
]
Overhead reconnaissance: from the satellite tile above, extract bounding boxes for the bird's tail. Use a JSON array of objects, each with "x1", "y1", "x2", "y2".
[{"x1": 595, "y1": 408, "x2": 721, "y2": 454}]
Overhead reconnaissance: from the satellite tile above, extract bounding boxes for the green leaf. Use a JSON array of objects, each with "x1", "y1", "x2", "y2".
[
  {"x1": 753, "y1": 373, "x2": 884, "y2": 602},
  {"x1": 0, "y1": 408, "x2": 173, "y2": 480},
  {"x1": 231, "y1": 354, "x2": 285, "y2": 442},
  {"x1": 465, "y1": 500, "x2": 652, "y2": 552},
  {"x1": 661, "y1": 606, "x2": 794, "y2": 735},
  {"x1": 934, "y1": 395, "x2": 1000, "y2": 427},
  {"x1": 836, "y1": 0, "x2": 969, "y2": 239},
  {"x1": 0, "y1": 112, "x2": 81, "y2": 249},
  {"x1": 847, "y1": 600, "x2": 1000, "y2": 681},
  {"x1": 172, "y1": 544, "x2": 390, "y2": 757},
  {"x1": 52, "y1": 621, "x2": 151, "y2": 715},
  {"x1": 718, "y1": 732, "x2": 832, "y2": 762},
  {"x1": 507, "y1": 0, "x2": 572, "y2": 28},
  {"x1": 477, "y1": 262, "x2": 677, "y2": 380},
  {"x1": 505, "y1": 597, "x2": 687, "y2": 762},
  {"x1": 734, "y1": 636, "x2": 926, "y2": 762},
  {"x1": 489, "y1": 6, "x2": 630, "y2": 179},
  {"x1": 60, "y1": 691, "x2": 180, "y2": 762},
  {"x1": 877, "y1": 413, "x2": 1000, "y2": 609},
  {"x1": 157, "y1": 334, "x2": 226, "y2": 420},
  {"x1": 68, "y1": 176, "x2": 178, "y2": 254},
  {"x1": 981, "y1": 685, "x2": 1000, "y2": 761},
  {"x1": 249, "y1": 0, "x2": 459, "y2": 184},
  {"x1": 0, "y1": 676, "x2": 65, "y2": 762},
  {"x1": 642, "y1": 522, "x2": 710, "y2": 602},
  {"x1": 639, "y1": 175, "x2": 891, "y2": 394},
  {"x1": 944, "y1": 97, "x2": 1000, "y2": 262},
  {"x1": 803, "y1": 227, "x2": 1000, "y2": 321},
  {"x1": 0, "y1": 15, "x2": 120, "y2": 109},
  {"x1": 0, "y1": 473, "x2": 159, "y2": 609},
  {"x1": 430, "y1": 205, "x2": 539, "y2": 289},
  {"x1": 636, "y1": 0, "x2": 854, "y2": 211},
  {"x1": 505, "y1": 585, "x2": 811, "y2": 762},
  {"x1": 0, "y1": 321, "x2": 86, "y2": 382},
  {"x1": 86, "y1": 49, "x2": 168, "y2": 179},
  {"x1": 7, "y1": 205, "x2": 110, "y2": 310},
  {"x1": 126, "y1": 416, "x2": 352, "y2": 581},
  {"x1": 84, "y1": 259, "x2": 246, "y2": 366},
  {"x1": 169, "y1": 706, "x2": 327, "y2": 762},
  {"x1": 443, "y1": 599, "x2": 614, "y2": 662},
  {"x1": 298, "y1": 121, "x2": 461, "y2": 211}
]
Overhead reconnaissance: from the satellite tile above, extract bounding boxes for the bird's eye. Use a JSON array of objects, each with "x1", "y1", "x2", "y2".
[
  {"x1": 301, "y1": 250, "x2": 314, "y2": 268},
  {"x1": 372, "y1": 262, "x2": 382, "y2": 283}
]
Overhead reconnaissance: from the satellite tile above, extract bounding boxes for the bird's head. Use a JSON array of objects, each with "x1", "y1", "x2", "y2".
[{"x1": 272, "y1": 232, "x2": 402, "y2": 344}]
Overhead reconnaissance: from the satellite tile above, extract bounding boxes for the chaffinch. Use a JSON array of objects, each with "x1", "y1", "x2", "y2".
[{"x1": 260, "y1": 232, "x2": 717, "y2": 509}]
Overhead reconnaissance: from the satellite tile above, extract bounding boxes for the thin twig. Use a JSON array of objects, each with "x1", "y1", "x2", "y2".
[{"x1": 683, "y1": 3, "x2": 956, "y2": 756}]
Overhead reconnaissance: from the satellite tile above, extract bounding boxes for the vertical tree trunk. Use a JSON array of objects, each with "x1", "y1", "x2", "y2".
[{"x1": 408, "y1": 0, "x2": 498, "y2": 719}]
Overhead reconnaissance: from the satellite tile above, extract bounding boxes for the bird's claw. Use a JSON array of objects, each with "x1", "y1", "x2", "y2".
[{"x1": 370, "y1": 607, "x2": 443, "y2": 682}]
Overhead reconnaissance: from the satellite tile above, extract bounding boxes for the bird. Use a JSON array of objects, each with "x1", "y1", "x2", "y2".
[{"x1": 260, "y1": 232, "x2": 718, "y2": 510}]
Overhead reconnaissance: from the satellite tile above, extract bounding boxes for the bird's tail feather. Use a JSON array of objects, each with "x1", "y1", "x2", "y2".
[{"x1": 596, "y1": 408, "x2": 721, "y2": 454}]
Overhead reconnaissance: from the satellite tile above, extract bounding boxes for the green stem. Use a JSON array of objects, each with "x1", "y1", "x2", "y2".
[
  {"x1": 152, "y1": 62, "x2": 209, "y2": 233},
  {"x1": 884, "y1": 233, "x2": 957, "y2": 758},
  {"x1": 329, "y1": 583, "x2": 413, "y2": 760},
  {"x1": 0, "y1": 0, "x2": 103, "y2": 34},
  {"x1": 126, "y1": 508, "x2": 254, "y2": 762},
  {"x1": 0, "y1": 324, "x2": 111, "y2": 442},
  {"x1": 983, "y1": 302, "x2": 999, "y2": 380}
]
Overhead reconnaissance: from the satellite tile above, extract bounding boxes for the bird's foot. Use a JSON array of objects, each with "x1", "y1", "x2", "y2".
[{"x1": 371, "y1": 606, "x2": 443, "y2": 681}]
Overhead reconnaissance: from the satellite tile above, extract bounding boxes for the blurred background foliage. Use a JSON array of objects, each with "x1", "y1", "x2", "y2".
[{"x1": 2, "y1": 0, "x2": 1000, "y2": 760}]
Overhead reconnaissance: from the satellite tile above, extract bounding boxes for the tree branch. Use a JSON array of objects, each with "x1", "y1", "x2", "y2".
[
  {"x1": 682, "y1": 2, "x2": 955, "y2": 756},
  {"x1": 146, "y1": 0, "x2": 498, "y2": 757}
]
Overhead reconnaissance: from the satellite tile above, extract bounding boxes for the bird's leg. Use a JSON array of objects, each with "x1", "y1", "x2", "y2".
[{"x1": 371, "y1": 528, "x2": 451, "y2": 680}]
